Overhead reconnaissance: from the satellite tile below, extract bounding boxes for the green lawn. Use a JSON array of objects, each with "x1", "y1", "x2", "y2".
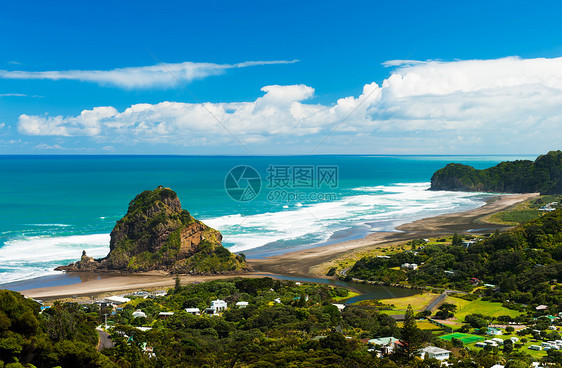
[
  {"x1": 378, "y1": 292, "x2": 439, "y2": 311},
  {"x1": 439, "y1": 333, "x2": 484, "y2": 344},
  {"x1": 454, "y1": 298, "x2": 521, "y2": 321}
]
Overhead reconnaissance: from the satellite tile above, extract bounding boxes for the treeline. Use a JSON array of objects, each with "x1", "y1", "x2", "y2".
[
  {"x1": 430, "y1": 150, "x2": 562, "y2": 194},
  {"x1": 0, "y1": 289, "x2": 114, "y2": 367},
  {"x1": 106, "y1": 278, "x2": 401, "y2": 367},
  {"x1": 347, "y1": 208, "x2": 562, "y2": 308}
]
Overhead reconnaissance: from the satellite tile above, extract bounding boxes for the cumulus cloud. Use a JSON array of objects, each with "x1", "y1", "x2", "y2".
[
  {"x1": 15, "y1": 56, "x2": 562, "y2": 153},
  {"x1": 0, "y1": 60, "x2": 298, "y2": 89}
]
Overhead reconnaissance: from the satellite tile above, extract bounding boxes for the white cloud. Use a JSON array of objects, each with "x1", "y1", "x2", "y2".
[
  {"x1": 0, "y1": 93, "x2": 27, "y2": 97},
  {"x1": 0, "y1": 93, "x2": 41, "y2": 98},
  {"x1": 0, "y1": 60, "x2": 298, "y2": 89},
  {"x1": 15, "y1": 56, "x2": 562, "y2": 153},
  {"x1": 35, "y1": 143, "x2": 63, "y2": 150}
]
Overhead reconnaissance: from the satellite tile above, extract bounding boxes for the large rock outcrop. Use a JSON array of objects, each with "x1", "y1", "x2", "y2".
[
  {"x1": 430, "y1": 150, "x2": 562, "y2": 194},
  {"x1": 56, "y1": 186, "x2": 251, "y2": 274}
]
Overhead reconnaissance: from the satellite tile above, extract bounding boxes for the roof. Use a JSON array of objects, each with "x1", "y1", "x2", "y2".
[
  {"x1": 368, "y1": 337, "x2": 399, "y2": 345},
  {"x1": 185, "y1": 308, "x2": 200, "y2": 313},
  {"x1": 159, "y1": 312, "x2": 174, "y2": 316},
  {"x1": 419, "y1": 346, "x2": 451, "y2": 355},
  {"x1": 536, "y1": 305, "x2": 548, "y2": 310},
  {"x1": 236, "y1": 301, "x2": 249, "y2": 306},
  {"x1": 106, "y1": 296, "x2": 131, "y2": 304}
]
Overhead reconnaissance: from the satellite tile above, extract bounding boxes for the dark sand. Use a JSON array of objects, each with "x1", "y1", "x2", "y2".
[{"x1": 19, "y1": 193, "x2": 538, "y2": 300}]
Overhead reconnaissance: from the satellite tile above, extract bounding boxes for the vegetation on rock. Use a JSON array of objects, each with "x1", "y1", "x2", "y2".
[
  {"x1": 57, "y1": 186, "x2": 250, "y2": 274},
  {"x1": 430, "y1": 150, "x2": 562, "y2": 194}
]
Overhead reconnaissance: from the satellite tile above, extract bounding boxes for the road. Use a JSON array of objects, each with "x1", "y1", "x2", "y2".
[{"x1": 96, "y1": 328, "x2": 114, "y2": 351}]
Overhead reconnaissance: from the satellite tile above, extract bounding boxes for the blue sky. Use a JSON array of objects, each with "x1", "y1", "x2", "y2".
[{"x1": 1, "y1": 0, "x2": 562, "y2": 155}]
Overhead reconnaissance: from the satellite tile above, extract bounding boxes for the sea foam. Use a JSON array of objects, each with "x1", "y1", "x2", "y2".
[{"x1": 204, "y1": 182, "x2": 487, "y2": 253}]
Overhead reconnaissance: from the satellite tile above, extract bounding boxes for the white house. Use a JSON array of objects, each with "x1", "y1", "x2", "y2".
[
  {"x1": 211, "y1": 299, "x2": 227, "y2": 311},
  {"x1": 132, "y1": 309, "x2": 147, "y2": 318},
  {"x1": 158, "y1": 312, "x2": 174, "y2": 317},
  {"x1": 236, "y1": 301, "x2": 249, "y2": 309},
  {"x1": 106, "y1": 296, "x2": 131, "y2": 304},
  {"x1": 401, "y1": 263, "x2": 418, "y2": 270},
  {"x1": 536, "y1": 305, "x2": 548, "y2": 311},
  {"x1": 185, "y1": 308, "x2": 200, "y2": 315},
  {"x1": 332, "y1": 303, "x2": 345, "y2": 312},
  {"x1": 491, "y1": 338, "x2": 504, "y2": 345},
  {"x1": 418, "y1": 346, "x2": 451, "y2": 361},
  {"x1": 205, "y1": 299, "x2": 228, "y2": 315}
]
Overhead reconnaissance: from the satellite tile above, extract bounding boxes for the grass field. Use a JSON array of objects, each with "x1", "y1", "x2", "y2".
[
  {"x1": 377, "y1": 292, "x2": 438, "y2": 311},
  {"x1": 454, "y1": 298, "x2": 521, "y2": 321},
  {"x1": 439, "y1": 333, "x2": 484, "y2": 344},
  {"x1": 483, "y1": 194, "x2": 561, "y2": 225},
  {"x1": 333, "y1": 291, "x2": 360, "y2": 302}
]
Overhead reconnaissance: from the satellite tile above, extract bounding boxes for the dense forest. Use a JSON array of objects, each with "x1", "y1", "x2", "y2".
[
  {"x1": 347, "y1": 208, "x2": 562, "y2": 308},
  {"x1": 430, "y1": 150, "x2": 562, "y2": 194},
  {"x1": 1, "y1": 279, "x2": 442, "y2": 368}
]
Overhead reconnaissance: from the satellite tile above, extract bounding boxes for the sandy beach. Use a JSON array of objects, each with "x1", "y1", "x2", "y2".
[{"x1": 18, "y1": 193, "x2": 538, "y2": 300}]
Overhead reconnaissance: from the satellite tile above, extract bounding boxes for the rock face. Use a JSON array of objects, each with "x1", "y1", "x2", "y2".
[
  {"x1": 430, "y1": 150, "x2": 562, "y2": 194},
  {"x1": 56, "y1": 186, "x2": 251, "y2": 274}
]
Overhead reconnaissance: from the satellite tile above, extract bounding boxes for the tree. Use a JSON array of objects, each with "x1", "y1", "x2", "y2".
[
  {"x1": 503, "y1": 338, "x2": 513, "y2": 355},
  {"x1": 174, "y1": 274, "x2": 181, "y2": 292},
  {"x1": 452, "y1": 233, "x2": 463, "y2": 246},
  {"x1": 435, "y1": 303, "x2": 457, "y2": 319},
  {"x1": 397, "y1": 305, "x2": 421, "y2": 360}
]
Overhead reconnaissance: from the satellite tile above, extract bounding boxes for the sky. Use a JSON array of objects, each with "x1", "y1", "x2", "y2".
[{"x1": 1, "y1": 0, "x2": 562, "y2": 155}]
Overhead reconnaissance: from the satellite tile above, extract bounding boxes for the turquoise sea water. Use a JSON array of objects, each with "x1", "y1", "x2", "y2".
[{"x1": 0, "y1": 155, "x2": 536, "y2": 284}]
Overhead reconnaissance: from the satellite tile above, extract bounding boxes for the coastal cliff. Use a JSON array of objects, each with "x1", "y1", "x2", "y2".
[
  {"x1": 56, "y1": 186, "x2": 251, "y2": 274},
  {"x1": 430, "y1": 150, "x2": 562, "y2": 194}
]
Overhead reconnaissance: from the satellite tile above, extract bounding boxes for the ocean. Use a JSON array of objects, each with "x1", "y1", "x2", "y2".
[{"x1": 0, "y1": 154, "x2": 535, "y2": 285}]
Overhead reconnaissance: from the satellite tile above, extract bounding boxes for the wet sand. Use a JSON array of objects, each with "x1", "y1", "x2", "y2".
[{"x1": 19, "y1": 193, "x2": 538, "y2": 300}]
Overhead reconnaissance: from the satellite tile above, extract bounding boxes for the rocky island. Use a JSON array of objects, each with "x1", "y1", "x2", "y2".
[
  {"x1": 56, "y1": 186, "x2": 251, "y2": 274},
  {"x1": 430, "y1": 150, "x2": 562, "y2": 194}
]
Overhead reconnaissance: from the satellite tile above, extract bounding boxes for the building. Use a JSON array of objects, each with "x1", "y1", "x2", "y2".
[
  {"x1": 185, "y1": 308, "x2": 200, "y2": 315},
  {"x1": 235, "y1": 301, "x2": 249, "y2": 309},
  {"x1": 205, "y1": 299, "x2": 228, "y2": 315},
  {"x1": 211, "y1": 299, "x2": 227, "y2": 311},
  {"x1": 418, "y1": 346, "x2": 451, "y2": 361},
  {"x1": 536, "y1": 305, "x2": 548, "y2": 311},
  {"x1": 158, "y1": 312, "x2": 174, "y2": 318},
  {"x1": 401, "y1": 263, "x2": 418, "y2": 270},
  {"x1": 332, "y1": 303, "x2": 345, "y2": 312},
  {"x1": 106, "y1": 296, "x2": 131, "y2": 305},
  {"x1": 132, "y1": 309, "x2": 147, "y2": 318},
  {"x1": 368, "y1": 337, "x2": 400, "y2": 355},
  {"x1": 150, "y1": 290, "x2": 167, "y2": 298}
]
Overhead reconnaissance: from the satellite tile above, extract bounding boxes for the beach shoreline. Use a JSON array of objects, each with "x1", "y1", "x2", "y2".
[{"x1": 14, "y1": 192, "x2": 538, "y2": 300}]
